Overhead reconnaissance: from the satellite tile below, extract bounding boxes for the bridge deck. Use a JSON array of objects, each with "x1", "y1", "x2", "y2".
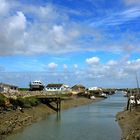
[{"x1": 36, "y1": 96, "x2": 61, "y2": 112}]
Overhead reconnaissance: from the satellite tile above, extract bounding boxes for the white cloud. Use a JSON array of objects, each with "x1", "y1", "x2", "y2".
[
  {"x1": 124, "y1": 0, "x2": 140, "y2": 5},
  {"x1": 8, "y1": 11, "x2": 26, "y2": 31},
  {"x1": 1, "y1": 57, "x2": 140, "y2": 88},
  {"x1": 74, "y1": 64, "x2": 78, "y2": 69},
  {"x1": 48, "y1": 62, "x2": 58, "y2": 69},
  {"x1": 124, "y1": 59, "x2": 140, "y2": 72},
  {"x1": 0, "y1": 11, "x2": 27, "y2": 55},
  {"x1": 51, "y1": 25, "x2": 69, "y2": 45},
  {"x1": 86, "y1": 57, "x2": 100, "y2": 65},
  {"x1": 90, "y1": 7, "x2": 140, "y2": 26},
  {"x1": 0, "y1": 0, "x2": 139, "y2": 56},
  {"x1": 0, "y1": 0, "x2": 9, "y2": 16},
  {"x1": 63, "y1": 64, "x2": 68, "y2": 70},
  {"x1": 0, "y1": 2, "x2": 81, "y2": 56},
  {"x1": 107, "y1": 60, "x2": 118, "y2": 66}
]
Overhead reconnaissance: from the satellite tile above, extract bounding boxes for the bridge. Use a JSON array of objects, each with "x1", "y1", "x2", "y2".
[{"x1": 36, "y1": 96, "x2": 61, "y2": 112}]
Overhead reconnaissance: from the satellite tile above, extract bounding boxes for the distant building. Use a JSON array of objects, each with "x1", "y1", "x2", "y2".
[
  {"x1": 71, "y1": 84, "x2": 86, "y2": 93},
  {"x1": 45, "y1": 83, "x2": 70, "y2": 91},
  {"x1": 0, "y1": 83, "x2": 18, "y2": 93},
  {"x1": 88, "y1": 87, "x2": 102, "y2": 91}
]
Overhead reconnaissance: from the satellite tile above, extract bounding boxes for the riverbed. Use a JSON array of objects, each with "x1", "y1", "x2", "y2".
[{"x1": 5, "y1": 93, "x2": 126, "y2": 140}]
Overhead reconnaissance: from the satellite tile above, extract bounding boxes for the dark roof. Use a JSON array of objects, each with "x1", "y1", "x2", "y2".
[
  {"x1": 72, "y1": 84, "x2": 85, "y2": 88},
  {"x1": 46, "y1": 84, "x2": 63, "y2": 88}
]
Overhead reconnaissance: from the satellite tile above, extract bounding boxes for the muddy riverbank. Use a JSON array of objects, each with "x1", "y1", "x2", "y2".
[
  {"x1": 116, "y1": 106, "x2": 140, "y2": 140},
  {"x1": 0, "y1": 97, "x2": 101, "y2": 140}
]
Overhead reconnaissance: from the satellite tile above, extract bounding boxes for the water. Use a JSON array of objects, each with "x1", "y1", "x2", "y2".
[{"x1": 6, "y1": 92, "x2": 126, "y2": 140}]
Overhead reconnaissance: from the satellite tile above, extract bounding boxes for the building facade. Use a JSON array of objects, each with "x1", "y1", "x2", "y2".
[
  {"x1": 45, "y1": 84, "x2": 70, "y2": 91},
  {"x1": 0, "y1": 83, "x2": 18, "y2": 93}
]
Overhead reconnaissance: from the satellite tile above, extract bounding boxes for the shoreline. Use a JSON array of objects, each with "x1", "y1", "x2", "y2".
[
  {"x1": 116, "y1": 106, "x2": 140, "y2": 140},
  {"x1": 0, "y1": 97, "x2": 102, "y2": 139}
]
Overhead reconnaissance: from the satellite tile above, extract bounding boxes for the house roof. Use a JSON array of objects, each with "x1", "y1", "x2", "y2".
[
  {"x1": 72, "y1": 84, "x2": 85, "y2": 88},
  {"x1": 46, "y1": 84, "x2": 64, "y2": 88},
  {"x1": 0, "y1": 83, "x2": 18, "y2": 88}
]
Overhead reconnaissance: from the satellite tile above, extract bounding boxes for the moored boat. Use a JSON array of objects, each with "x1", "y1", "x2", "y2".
[
  {"x1": 99, "y1": 93, "x2": 107, "y2": 98},
  {"x1": 29, "y1": 80, "x2": 45, "y2": 91},
  {"x1": 90, "y1": 95, "x2": 96, "y2": 100}
]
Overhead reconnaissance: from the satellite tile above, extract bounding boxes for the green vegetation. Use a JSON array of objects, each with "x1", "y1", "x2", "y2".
[
  {"x1": 18, "y1": 88, "x2": 29, "y2": 91},
  {"x1": 56, "y1": 93, "x2": 72, "y2": 97},
  {"x1": 0, "y1": 94, "x2": 7, "y2": 107},
  {"x1": 9, "y1": 97, "x2": 41, "y2": 108}
]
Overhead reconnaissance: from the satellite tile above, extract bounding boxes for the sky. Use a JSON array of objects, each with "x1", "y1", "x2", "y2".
[{"x1": 0, "y1": 0, "x2": 140, "y2": 88}]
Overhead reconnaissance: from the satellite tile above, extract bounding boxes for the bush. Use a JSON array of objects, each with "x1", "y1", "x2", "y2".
[
  {"x1": 9, "y1": 97, "x2": 41, "y2": 108},
  {"x1": 0, "y1": 98, "x2": 5, "y2": 107},
  {"x1": 27, "y1": 97, "x2": 40, "y2": 106},
  {"x1": 0, "y1": 94, "x2": 7, "y2": 107},
  {"x1": 16, "y1": 97, "x2": 40, "y2": 108}
]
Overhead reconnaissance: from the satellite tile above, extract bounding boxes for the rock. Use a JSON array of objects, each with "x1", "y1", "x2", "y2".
[
  {"x1": 135, "y1": 127, "x2": 139, "y2": 130},
  {"x1": 126, "y1": 135, "x2": 130, "y2": 140},
  {"x1": 132, "y1": 130, "x2": 135, "y2": 134},
  {"x1": 135, "y1": 135, "x2": 140, "y2": 140}
]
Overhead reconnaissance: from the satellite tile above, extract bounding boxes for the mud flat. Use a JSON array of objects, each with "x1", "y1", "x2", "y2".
[
  {"x1": 0, "y1": 97, "x2": 101, "y2": 140},
  {"x1": 116, "y1": 106, "x2": 140, "y2": 140}
]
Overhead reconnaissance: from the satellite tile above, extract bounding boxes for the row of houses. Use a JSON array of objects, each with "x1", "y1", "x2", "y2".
[
  {"x1": 46, "y1": 84, "x2": 102, "y2": 92},
  {"x1": 0, "y1": 81, "x2": 103, "y2": 94},
  {"x1": 36, "y1": 82, "x2": 85, "y2": 93}
]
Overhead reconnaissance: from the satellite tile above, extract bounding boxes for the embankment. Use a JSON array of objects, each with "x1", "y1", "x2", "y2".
[
  {"x1": 0, "y1": 97, "x2": 101, "y2": 139},
  {"x1": 116, "y1": 106, "x2": 140, "y2": 140}
]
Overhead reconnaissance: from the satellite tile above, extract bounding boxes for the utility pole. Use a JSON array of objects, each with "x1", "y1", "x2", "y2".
[{"x1": 136, "y1": 72, "x2": 140, "y2": 94}]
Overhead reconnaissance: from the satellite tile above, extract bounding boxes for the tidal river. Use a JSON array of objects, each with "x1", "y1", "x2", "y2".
[{"x1": 6, "y1": 92, "x2": 126, "y2": 140}]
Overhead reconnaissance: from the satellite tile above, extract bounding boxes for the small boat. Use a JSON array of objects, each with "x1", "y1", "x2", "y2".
[
  {"x1": 90, "y1": 96, "x2": 96, "y2": 100},
  {"x1": 29, "y1": 80, "x2": 45, "y2": 91},
  {"x1": 99, "y1": 93, "x2": 107, "y2": 98}
]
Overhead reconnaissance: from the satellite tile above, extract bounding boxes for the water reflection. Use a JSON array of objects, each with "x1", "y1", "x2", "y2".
[{"x1": 56, "y1": 112, "x2": 61, "y2": 122}]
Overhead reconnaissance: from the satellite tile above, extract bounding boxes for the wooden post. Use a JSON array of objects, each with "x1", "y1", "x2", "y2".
[{"x1": 127, "y1": 98, "x2": 130, "y2": 110}]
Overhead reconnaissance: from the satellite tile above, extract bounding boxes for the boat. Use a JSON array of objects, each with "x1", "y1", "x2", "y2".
[
  {"x1": 99, "y1": 93, "x2": 107, "y2": 98},
  {"x1": 29, "y1": 80, "x2": 45, "y2": 91},
  {"x1": 123, "y1": 91, "x2": 128, "y2": 97},
  {"x1": 90, "y1": 95, "x2": 96, "y2": 100}
]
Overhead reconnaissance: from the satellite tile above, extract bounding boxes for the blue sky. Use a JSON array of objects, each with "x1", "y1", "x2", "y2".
[{"x1": 0, "y1": 0, "x2": 140, "y2": 88}]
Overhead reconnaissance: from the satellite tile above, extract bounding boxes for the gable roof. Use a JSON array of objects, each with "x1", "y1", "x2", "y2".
[
  {"x1": 72, "y1": 84, "x2": 85, "y2": 88},
  {"x1": 46, "y1": 84, "x2": 64, "y2": 88}
]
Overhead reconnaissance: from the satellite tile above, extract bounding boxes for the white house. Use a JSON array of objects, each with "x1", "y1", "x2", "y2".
[{"x1": 45, "y1": 84, "x2": 70, "y2": 91}]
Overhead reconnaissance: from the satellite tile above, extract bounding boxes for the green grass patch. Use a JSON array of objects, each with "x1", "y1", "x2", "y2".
[{"x1": 10, "y1": 97, "x2": 41, "y2": 108}]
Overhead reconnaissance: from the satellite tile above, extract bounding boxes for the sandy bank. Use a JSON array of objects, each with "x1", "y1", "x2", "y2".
[
  {"x1": 116, "y1": 106, "x2": 140, "y2": 140},
  {"x1": 0, "y1": 97, "x2": 101, "y2": 139}
]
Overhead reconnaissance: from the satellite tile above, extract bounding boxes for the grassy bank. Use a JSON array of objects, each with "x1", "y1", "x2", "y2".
[
  {"x1": 116, "y1": 106, "x2": 140, "y2": 140},
  {"x1": 0, "y1": 97, "x2": 101, "y2": 139}
]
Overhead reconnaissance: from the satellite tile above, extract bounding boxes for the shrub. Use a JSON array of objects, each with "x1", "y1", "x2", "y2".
[
  {"x1": 0, "y1": 94, "x2": 7, "y2": 107},
  {"x1": 14, "y1": 97, "x2": 40, "y2": 108}
]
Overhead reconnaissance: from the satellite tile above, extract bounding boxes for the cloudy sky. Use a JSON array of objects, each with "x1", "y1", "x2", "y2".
[{"x1": 0, "y1": 0, "x2": 140, "y2": 88}]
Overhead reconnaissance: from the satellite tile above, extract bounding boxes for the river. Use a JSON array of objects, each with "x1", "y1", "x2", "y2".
[{"x1": 6, "y1": 92, "x2": 126, "y2": 140}]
